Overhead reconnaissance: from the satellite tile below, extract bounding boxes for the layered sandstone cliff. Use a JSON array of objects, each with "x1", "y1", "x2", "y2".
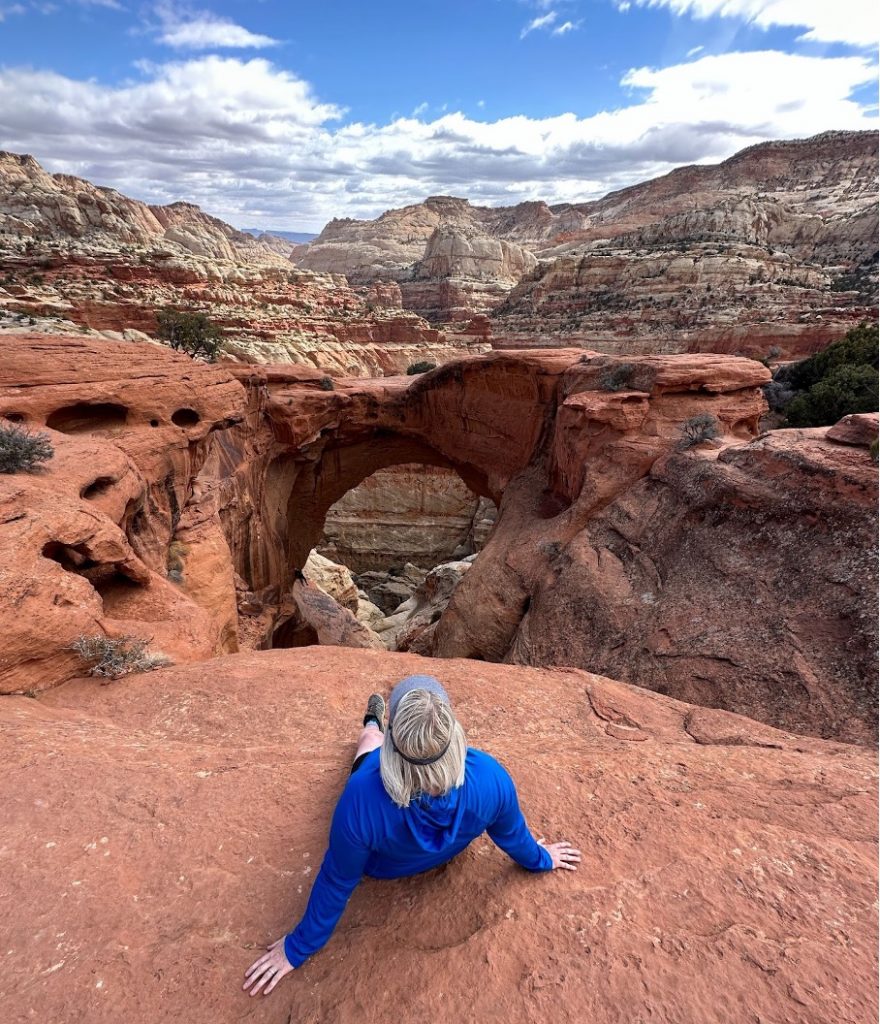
[
  {"x1": 295, "y1": 131, "x2": 878, "y2": 355},
  {"x1": 0, "y1": 153, "x2": 487, "y2": 374},
  {"x1": 0, "y1": 151, "x2": 290, "y2": 263},
  {"x1": 318, "y1": 464, "x2": 492, "y2": 573}
]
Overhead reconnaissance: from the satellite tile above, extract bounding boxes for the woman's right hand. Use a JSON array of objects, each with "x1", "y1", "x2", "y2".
[{"x1": 538, "y1": 839, "x2": 582, "y2": 871}]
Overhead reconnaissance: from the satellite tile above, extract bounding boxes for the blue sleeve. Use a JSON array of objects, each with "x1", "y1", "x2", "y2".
[
  {"x1": 486, "y1": 763, "x2": 553, "y2": 872},
  {"x1": 283, "y1": 787, "x2": 372, "y2": 967}
]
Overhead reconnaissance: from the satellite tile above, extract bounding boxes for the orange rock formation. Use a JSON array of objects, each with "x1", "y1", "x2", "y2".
[{"x1": 1, "y1": 334, "x2": 875, "y2": 744}]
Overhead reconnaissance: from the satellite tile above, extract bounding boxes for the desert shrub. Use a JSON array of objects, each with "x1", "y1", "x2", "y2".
[
  {"x1": 599, "y1": 363, "x2": 636, "y2": 391},
  {"x1": 0, "y1": 421, "x2": 54, "y2": 473},
  {"x1": 784, "y1": 364, "x2": 879, "y2": 427},
  {"x1": 678, "y1": 412, "x2": 721, "y2": 449},
  {"x1": 763, "y1": 377, "x2": 796, "y2": 412},
  {"x1": 318, "y1": 376, "x2": 335, "y2": 391},
  {"x1": 406, "y1": 361, "x2": 437, "y2": 375},
  {"x1": 156, "y1": 308, "x2": 222, "y2": 361},
  {"x1": 782, "y1": 323, "x2": 878, "y2": 392},
  {"x1": 765, "y1": 323, "x2": 879, "y2": 427},
  {"x1": 71, "y1": 635, "x2": 171, "y2": 679}
]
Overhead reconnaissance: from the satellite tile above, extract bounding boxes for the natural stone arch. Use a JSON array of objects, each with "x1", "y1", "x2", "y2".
[
  {"x1": 255, "y1": 353, "x2": 571, "y2": 591},
  {"x1": 236, "y1": 349, "x2": 773, "y2": 663}
]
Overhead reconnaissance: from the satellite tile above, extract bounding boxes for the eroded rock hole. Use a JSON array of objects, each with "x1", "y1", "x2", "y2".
[
  {"x1": 42, "y1": 541, "x2": 142, "y2": 611},
  {"x1": 171, "y1": 408, "x2": 200, "y2": 427},
  {"x1": 81, "y1": 476, "x2": 116, "y2": 499},
  {"x1": 3, "y1": 412, "x2": 26, "y2": 423},
  {"x1": 46, "y1": 402, "x2": 128, "y2": 434},
  {"x1": 43, "y1": 541, "x2": 97, "y2": 574}
]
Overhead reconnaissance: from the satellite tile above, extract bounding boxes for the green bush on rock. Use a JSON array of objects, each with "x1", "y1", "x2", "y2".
[
  {"x1": 156, "y1": 309, "x2": 222, "y2": 362},
  {"x1": 767, "y1": 323, "x2": 879, "y2": 428}
]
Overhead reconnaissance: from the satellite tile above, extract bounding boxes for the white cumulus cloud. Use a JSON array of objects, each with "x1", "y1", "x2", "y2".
[
  {"x1": 629, "y1": 0, "x2": 878, "y2": 48},
  {"x1": 154, "y1": 3, "x2": 279, "y2": 50},
  {"x1": 0, "y1": 50, "x2": 875, "y2": 230}
]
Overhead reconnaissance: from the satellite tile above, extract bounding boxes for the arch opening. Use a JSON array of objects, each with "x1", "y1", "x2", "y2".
[
  {"x1": 171, "y1": 408, "x2": 200, "y2": 428},
  {"x1": 265, "y1": 432, "x2": 497, "y2": 653},
  {"x1": 284, "y1": 433, "x2": 493, "y2": 571}
]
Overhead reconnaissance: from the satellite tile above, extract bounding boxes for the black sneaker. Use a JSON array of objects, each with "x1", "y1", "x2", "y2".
[{"x1": 363, "y1": 692, "x2": 386, "y2": 732}]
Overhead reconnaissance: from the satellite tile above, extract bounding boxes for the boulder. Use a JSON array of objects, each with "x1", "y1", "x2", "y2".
[
  {"x1": 827, "y1": 412, "x2": 879, "y2": 447},
  {"x1": 304, "y1": 550, "x2": 360, "y2": 612}
]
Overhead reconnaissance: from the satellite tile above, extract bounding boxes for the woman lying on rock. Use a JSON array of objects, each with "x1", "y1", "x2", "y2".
[{"x1": 243, "y1": 674, "x2": 581, "y2": 997}]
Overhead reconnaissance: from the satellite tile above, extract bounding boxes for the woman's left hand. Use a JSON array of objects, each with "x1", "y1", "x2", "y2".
[{"x1": 243, "y1": 937, "x2": 294, "y2": 997}]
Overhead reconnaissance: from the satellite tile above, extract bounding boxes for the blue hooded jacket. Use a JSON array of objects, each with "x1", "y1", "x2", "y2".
[{"x1": 284, "y1": 747, "x2": 552, "y2": 967}]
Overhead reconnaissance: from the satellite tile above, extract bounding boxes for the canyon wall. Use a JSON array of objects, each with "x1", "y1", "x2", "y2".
[
  {"x1": 4, "y1": 132, "x2": 875, "y2": 370},
  {"x1": 0, "y1": 152, "x2": 488, "y2": 375},
  {"x1": 294, "y1": 131, "x2": 878, "y2": 357},
  {"x1": 318, "y1": 464, "x2": 492, "y2": 573}
]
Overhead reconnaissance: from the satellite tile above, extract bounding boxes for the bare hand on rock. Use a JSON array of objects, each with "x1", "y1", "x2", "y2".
[
  {"x1": 243, "y1": 937, "x2": 293, "y2": 997},
  {"x1": 538, "y1": 839, "x2": 582, "y2": 871}
]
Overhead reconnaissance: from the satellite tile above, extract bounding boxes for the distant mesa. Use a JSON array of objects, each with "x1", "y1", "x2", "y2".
[{"x1": 240, "y1": 227, "x2": 318, "y2": 244}]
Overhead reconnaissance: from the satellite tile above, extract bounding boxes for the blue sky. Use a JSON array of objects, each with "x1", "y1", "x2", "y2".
[{"x1": 0, "y1": 0, "x2": 876, "y2": 229}]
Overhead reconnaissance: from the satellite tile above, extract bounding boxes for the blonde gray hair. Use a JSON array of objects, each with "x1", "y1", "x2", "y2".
[{"x1": 380, "y1": 688, "x2": 466, "y2": 808}]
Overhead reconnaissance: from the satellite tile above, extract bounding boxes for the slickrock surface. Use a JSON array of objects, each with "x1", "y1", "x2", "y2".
[
  {"x1": 1, "y1": 648, "x2": 876, "y2": 1024},
  {"x1": 0, "y1": 152, "x2": 487, "y2": 375},
  {"x1": 296, "y1": 131, "x2": 878, "y2": 356}
]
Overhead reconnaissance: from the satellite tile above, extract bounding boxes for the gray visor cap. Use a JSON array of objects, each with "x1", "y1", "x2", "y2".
[{"x1": 388, "y1": 675, "x2": 451, "y2": 722}]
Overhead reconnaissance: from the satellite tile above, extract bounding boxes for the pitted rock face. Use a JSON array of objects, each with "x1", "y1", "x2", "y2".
[
  {"x1": 1, "y1": 334, "x2": 876, "y2": 747},
  {"x1": 0, "y1": 649, "x2": 876, "y2": 1024},
  {"x1": 0, "y1": 335, "x2": 247, "y2": 691}
]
